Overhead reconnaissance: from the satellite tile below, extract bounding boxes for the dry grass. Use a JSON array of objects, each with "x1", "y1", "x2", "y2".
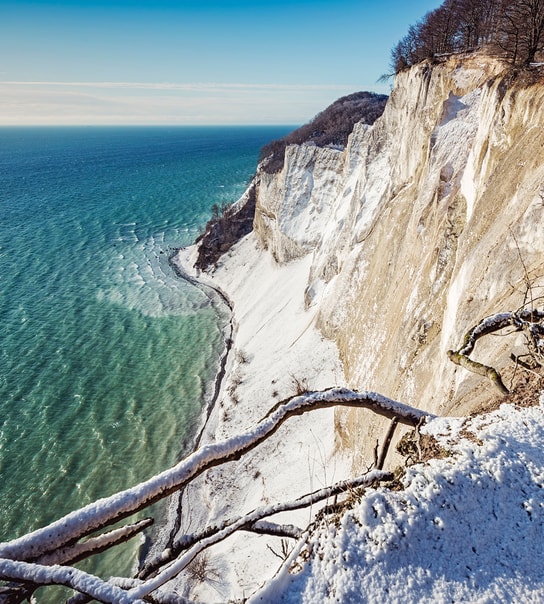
[
  {"x1": 395, "y1": 430, "x2": 450, "y2": 465},
  {"x1": 185, "y1": 551, "x2": 224, "y2": 595}
]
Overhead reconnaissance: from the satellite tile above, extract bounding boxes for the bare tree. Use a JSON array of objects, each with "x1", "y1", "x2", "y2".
[
  {"x1": 514, "y1": 0, "x2": 544, "y2": 63},
  {"x1": 390, "y1": 0, "x2": 544, "y2": 71}
]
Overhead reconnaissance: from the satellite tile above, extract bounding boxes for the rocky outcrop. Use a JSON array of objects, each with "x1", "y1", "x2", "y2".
[
  {"x1": 195, "y1": 92, "x2": 388, "y2": 271},
  {"x1": 254, "y1": 143, "x2": 345, "y2": 264},
  {"x1": 258, "y1": 91, "x2": 388, "y2": 174},
  {"x1": 194, "y1": 181, "x2": 258, "y2": 271}
]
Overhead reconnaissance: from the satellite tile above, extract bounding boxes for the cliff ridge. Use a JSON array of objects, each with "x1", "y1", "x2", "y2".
[{"x1": 176, "y1": 55, "x2": 544, "y2": 602}]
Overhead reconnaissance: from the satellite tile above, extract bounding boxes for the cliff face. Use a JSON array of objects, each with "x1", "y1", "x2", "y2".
[
  {"x1": 177, "y1": 56, "x2": 544, "y2": 601},
  {"x1": 252, "y1": 55, "x2": 544, "y2": 466}
]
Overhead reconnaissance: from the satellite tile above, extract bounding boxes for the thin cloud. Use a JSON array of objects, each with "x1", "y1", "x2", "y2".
[
  {"x1": 0, "y1": 81, "x2": 358, "y2": 92},
  {"x1": 0, "y1": 80, "x2": 367, "y2": 125}
]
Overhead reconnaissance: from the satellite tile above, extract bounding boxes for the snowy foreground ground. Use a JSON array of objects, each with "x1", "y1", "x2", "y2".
[
  {"x1": 251, "y1": 396, "x2": 544, "y2": 603},
  {"x1": 175, "y1": 237, "x2": 544, "y2": 603}
]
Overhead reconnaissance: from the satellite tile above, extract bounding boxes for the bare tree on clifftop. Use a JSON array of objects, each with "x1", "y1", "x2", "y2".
[{"x1": 391, "y1": 0, "x2": 544, "y2": 71}]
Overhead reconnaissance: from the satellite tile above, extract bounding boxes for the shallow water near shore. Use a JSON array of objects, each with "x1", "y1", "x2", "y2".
[{"x1": 0, "y1": 125, "x2": 290, "y2": 595}]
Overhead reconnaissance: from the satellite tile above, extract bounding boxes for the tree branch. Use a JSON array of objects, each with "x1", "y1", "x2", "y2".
[
  {"x1": 448, "y1": 310, "x2": 544, "y2": 393},
  {"x1": 143, "y1": 519, "x2": 302, "y2": 578},
  {"x1": 36, "y1": 519, "x2": 153, "y2": 567},
  {"x1": 0, "y1": 388, "x2": 430, "y2": 565},
  {"x1": 247, "y1": 521, "x2": 303, "y2": 540},
  {"x1": 447, "y1": 349, "x2": 510, "y2": 394},
  {"x1": 128, "y1": 469, "x2": 392, "y2": 599},
  {"x1": 376, "y1": 417, "x2": 399, "y2": 470},
  {"x1": 0, "y1": 559, "x2": 146, "y2": 604}
]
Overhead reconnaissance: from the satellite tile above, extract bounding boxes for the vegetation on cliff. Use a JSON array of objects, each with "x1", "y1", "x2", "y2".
[
  {"x1": 258, "y1": 91, "x2": 388, "y2": 174},
  {"x1": 194, "y1": 181, "x2": 257, "y2": 271},
  {"x1": 392, "y1": 0, "x2": 544, "y2": 71}
]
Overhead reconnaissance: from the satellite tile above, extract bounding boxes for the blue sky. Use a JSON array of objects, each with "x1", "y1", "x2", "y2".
[{"x1": 0, "y1": 0, "x2": 442, "y2": 125}]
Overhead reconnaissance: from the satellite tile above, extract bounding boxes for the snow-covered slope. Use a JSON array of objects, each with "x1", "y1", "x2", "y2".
[
  {"x1": 173, "y1": 55, "x2": 544, "y2": 602},
  {"x1": 173, "y1": 243, "x2": 348, "y2": 602},
  {"x1": 251, "y1": 397, "x2": 544, "y2": 603}
]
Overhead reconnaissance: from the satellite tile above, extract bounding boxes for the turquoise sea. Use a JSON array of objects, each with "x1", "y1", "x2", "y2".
[{"x1": 0, "y1": 126, "x2": 290, "y2": 591}]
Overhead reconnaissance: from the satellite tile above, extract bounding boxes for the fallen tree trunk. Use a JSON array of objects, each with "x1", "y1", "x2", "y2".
[
  {"x1": 0, "y1": 388, "x2": 431, "y2": 565},
  {"x1": 36, "y1": 519, "x2": 153, "y2": 567}
]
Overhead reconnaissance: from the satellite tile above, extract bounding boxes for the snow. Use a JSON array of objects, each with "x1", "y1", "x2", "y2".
[
  {"x1": 172, "y1": 236, "x2": 352, "y2": 601},
  {"x1": 441, "y1": 260, "x2": 471, "y2": 357},
  {"x1": 0, "y1": 557, "x2": 145, "y2": 604},
  {"x1": 460, "y1": 146, "x2": 476, "y2": 222},
  {"x1": 129, "y1": 467, "x2": 392, "y2": 600},
  {"x1": 172, "y1": 230, "x2": 544, "y2": 604},
  {"x1": 250, "y1": 399, "x2": 544, "y2": 603}
]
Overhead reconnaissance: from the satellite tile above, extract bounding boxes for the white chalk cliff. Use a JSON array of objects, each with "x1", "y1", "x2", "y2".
[
  {"x1": 253, "y1": 54, "x2": 544, "y2": 464},
  {"x1": 178, "y1": 54, "x2": 544, "y2": 601}
]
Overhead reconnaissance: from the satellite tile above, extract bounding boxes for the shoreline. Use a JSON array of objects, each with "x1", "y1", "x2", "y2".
[
  {"x1": 146, "y1": 248, "x2": 236, "y2": 559},
  {"x1": 139, "y1": 247, "x2": 236, "y2": 572},
  {"x1": 168, "y1": 248, "x2": 235, "y2": 449}
]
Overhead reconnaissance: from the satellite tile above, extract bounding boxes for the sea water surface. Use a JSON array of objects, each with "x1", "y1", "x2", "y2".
[{"x1": 0, "y1": 126, "x2": 290, "y2": 586}]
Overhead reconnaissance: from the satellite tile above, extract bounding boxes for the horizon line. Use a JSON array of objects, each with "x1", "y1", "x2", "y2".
[{"x1": 0, "y1": 123, "x2": 300, "y2": 127}]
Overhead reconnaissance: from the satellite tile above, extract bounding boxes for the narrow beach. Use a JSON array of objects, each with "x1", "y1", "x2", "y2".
[
  {"x1": 141, "y1": 248, "x2": 238, "y2": 564},
  {"x1": 152, "y1": 235, "x2": 348, "y2": 601},
  {"x1": 168, "y1": 249, "x2": 235, "y2": 448}
]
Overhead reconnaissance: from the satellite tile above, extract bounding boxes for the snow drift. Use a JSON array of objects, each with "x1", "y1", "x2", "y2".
[{"x1": 251, "y1": 398, "x2": 544, "y2": 603}]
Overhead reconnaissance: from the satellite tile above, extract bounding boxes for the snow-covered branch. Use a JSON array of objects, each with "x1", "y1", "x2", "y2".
[
  {"x1": 247, "y1": 521, "x2": 303, "y2": 540},
  {"x1": 448, "y1": 309, "x2": 544, "y2": 393},
  {"x1": 457, "y1": 312, "x2": 519, "y2": 357},
  {"x1": 142, "y1": 520, "x2": 302, "y2": 579},
  {"x1": 36, "y1": 518, "x2": 153, "y2": 567},
  {"x1": 129, "y1": 469, "x2": 392, "y2": 599},
  {"x1": 0, "y1": 388, "x2": 430, "y2": 565},
  {"x1": 140, "y1": 464, "x2": 392, "y2": 582},
  {"x1": 0, "y1": 558, "x2": 145, "y2": 604}
]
